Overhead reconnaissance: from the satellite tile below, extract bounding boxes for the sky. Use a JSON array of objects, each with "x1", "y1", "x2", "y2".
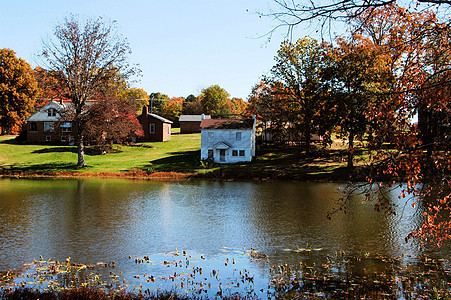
[{"x1": 0, "y1": 0, "x2": 327, "y2": 100}]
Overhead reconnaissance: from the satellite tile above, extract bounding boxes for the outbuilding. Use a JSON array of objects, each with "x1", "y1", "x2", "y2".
[{"x1": 137, "y1": 105, "x2": 172, "y2": 142}]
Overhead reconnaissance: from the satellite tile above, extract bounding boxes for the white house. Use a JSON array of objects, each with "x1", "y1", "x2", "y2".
[{"x1": 200, "y1": 117, "x2": 256, "y2": 163}]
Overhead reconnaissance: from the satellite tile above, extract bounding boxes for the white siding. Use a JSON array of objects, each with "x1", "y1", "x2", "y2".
[{"x1": 200, "y1": 127, "x2": 256, "y2": 163}]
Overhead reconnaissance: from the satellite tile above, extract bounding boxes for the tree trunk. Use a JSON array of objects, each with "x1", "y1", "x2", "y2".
[
  {"x1": 77, "y1": 134, "x2": 86, "y2": 167},
  {"x1": 347, "y1": 129, "x2": 354, "y2": 169},
  {"x1": 305, "y1": 126, "x2": 311, "y2": 157}
]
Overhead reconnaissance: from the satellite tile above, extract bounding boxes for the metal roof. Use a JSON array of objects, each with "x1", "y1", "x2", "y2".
[{"x1": 179, "y1": 114, "x2": 211, "y2": 122}]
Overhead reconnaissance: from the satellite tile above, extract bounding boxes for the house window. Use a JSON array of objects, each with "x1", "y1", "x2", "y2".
[
  {"x1": 208, "y1": 149, "x2": 214, "y2": 159},
  {"x1": 47, "y1": 108, "x2": 57, "y2": 117},
  {"x1": 232, "y1": 150, "x2": 238, "y2": 156},
  {"x1": 44, "y1": 122, "x2": 54, "y2": 132},
  {"x1": 61, "y1": 122, "x2": 72, "y2": 132},
  {"x1": 46, "y1": 136, "x2": 51, "y2": 142},
  {"x1": 149, "y1": 123, "x2": 155, "y2": 134},
  {"x1": 208, "y1": 132, "x2": 214, "y2": 142},
  {"x1": 61, "y1": 136, "x2": 66, "y2": 142},
  {"x1": 236, "y1": 132, "x2": 241, "y2": 141},
  {"x1": 29, "y1": 122, "x2": 37, "y2": 132},
  {"x1": 239, "y1": 150, "x2": 245, "y2": 156}
]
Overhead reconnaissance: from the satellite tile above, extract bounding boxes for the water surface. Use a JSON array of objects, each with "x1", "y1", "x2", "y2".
[{"x1": 0, "y1": 178, "x2": 449, "y2": 296}]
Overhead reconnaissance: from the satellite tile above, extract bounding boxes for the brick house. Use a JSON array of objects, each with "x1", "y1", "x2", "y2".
[
  {"x1": 26, "y1": 100, "x2": 75, "y2": 145},
  {"x1": 179, "y1": 114, "x2": 211, "y2": 134},
  {"x1": 137, "y1": 105, "x2": 172, "y2": 142}
]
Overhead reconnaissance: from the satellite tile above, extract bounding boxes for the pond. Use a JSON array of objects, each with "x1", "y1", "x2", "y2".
[{"x1": 0, "y1": 178, "x2": 450, "y2": 298}]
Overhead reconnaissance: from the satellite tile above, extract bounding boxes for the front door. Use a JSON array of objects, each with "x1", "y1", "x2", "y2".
[{"x1": 220, "y1": 149, "x2": 226, "y2": 162}]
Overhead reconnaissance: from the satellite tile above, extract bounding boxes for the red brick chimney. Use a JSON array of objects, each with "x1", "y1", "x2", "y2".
[{"x1": 142, "y1": 105, "x2": 149, "y2": 116}]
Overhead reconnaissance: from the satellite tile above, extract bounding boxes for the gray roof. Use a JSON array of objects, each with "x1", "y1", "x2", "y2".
[
  {"x1": 137, "y1": 113, "x2": 173, "y2": 124},
  {"x1": 179, "y1": 114, "x2": 211, "y2": 122},
  {"x1": 26, "y1": 101, "x2": 69, "y2": 122},
  {"x1": 150, "y1": 113, "x2": 172, "y2": 124}
]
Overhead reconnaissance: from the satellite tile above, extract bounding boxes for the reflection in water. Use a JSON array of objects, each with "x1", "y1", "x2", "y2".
[{"x1": 0, "y1": 178, "x2": 450, "y2": 276}]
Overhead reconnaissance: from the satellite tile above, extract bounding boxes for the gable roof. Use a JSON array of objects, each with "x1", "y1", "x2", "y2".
[
  {"x1": 179, "y1": 114, "x2": 211, "y2": 122},
  {"x1": 26, "y1": 100, "x2": 69, "y2": 122},
  {"x1": 138, "y1": 112, "x2": 173, "y2": 124},
  {"x1": 214, "y1": 142, "x2": 232, "y2": 149},
  {"x1": 200, "y1": 118, "x2": 254, "y2": 130}
]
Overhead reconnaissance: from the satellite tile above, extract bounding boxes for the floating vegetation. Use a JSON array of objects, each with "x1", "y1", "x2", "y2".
[{"x1": 1, "y1": 248, "x2": 451, "y2": 299}]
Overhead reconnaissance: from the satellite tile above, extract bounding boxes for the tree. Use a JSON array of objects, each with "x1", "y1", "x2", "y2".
[
  {"x1": 314, "y1": 5, "x2": 451, "y2": 246},
  {"x1": 0, "y1": 49, "x2": 39, "y2": 134},
  {"x1": 40, "y1": 15, "x2": 137, "y2": 167},
  {"x1": 323, "y1": 38, "x2": 393, "y2": 168},
  {"x1": 34, "y1": 66, "x2": 68, "y2": 106},
  {"x1": 266, "y1": 37, "x2": 331, "y2": 155},
  {"x1": 185, "y1": 94, "x2": 197, "y2": 103},
  {"x1": 182, "y1": 94, "x2": 203, "y2": 115},
  {"x1": 199, "y1": 85, "x2": 231, "y2": 117},
  {"x1": 267, "y1": 0, "x2": 451, "y2": 35},
  {"x1": 229, "y1": 97, "x2": 248, "y2": 117},
  {"x1": 121, "y1": 87, "x2": 148, "y2": 113},
  {"x1": 161, "y1": 97, "x2": 184, "y2": 123},
  {"x1": 266, "y1": 1, "x2": 451, "y2": 245},
  {"x1": 148, "y1": 92, "x2": 169, "y2": 114},
  {"x1": 249, "y1": 80, "x2": 296, "y2": 144},
  {"x1": 82, "y1": 96, "x2": 143, "y2": 151}
]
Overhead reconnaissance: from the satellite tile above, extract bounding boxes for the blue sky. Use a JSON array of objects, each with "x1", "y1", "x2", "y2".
[{"x1": 0, "y1": 0, "x2": 324, "y2": 100}]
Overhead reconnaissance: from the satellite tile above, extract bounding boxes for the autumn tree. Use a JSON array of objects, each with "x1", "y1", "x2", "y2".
[
  {"x1": 40, "y1": 15, "x2": 137, "y2": 167},
  {"x1": 266, "y1": 0, "x2": 451, "y2": 35},
  {"x1": 0, "y1": 49, "x2": 39, "y2": 134},
  {"x1": 82, "y1": 96, "x2": 143, "y2": 151},
  {"x1": 182, "y1": 94, "x2": 203, "y2": 115},
  {"x1": 161, "y1": 97, "x2": 184, "y2": 123},
  {"x1": 229, "y1": 97, "x2": 248, "y2": 117},
  {"x1": 200, "y1": 85, "x2": 231, "y2": 117},
  {"x1": 34, "y1": 67, "x2": 68, "y2": 106},
  {"x1": 249, "y1": 80, "x2": 295, "y2": 144},
  {"x1": 265, "y1": 37, "x2": 331, "y2": 155},
  {"x1": 275, "y1": 2, "x2": 451, "y2": 245},
  {"x1": 323, "y1": 38, "x2": 393, "y2": 168},
  {"x1": 120, "y1": 87, "x2": 148, "y2": 113}
]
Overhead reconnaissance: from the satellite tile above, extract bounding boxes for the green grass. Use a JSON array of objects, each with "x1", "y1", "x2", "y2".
[
  {"x1": 0, "y1": 131, "x2": 366, "y2": 181},
  {"x1": 0, "y1": 131, "x2": 203, "y2": 175}
]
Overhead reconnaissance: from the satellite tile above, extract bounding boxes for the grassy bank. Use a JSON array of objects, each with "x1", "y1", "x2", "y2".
[{"x1": 0, "y1": 131, "x2": 366, "y2": 181}]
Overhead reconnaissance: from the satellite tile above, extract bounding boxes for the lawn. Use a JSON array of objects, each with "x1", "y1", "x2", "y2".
[
  {"x1": 0, "y1": 130, "x2": 366, "y2": 181},
  {"x1": 0, "y1": 130, "x2": 203, "y2": 175}
]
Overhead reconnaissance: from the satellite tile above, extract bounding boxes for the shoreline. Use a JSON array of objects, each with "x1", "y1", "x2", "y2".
[{"x1": 0, "y1": 168, "x2": 367, "y2": 183}]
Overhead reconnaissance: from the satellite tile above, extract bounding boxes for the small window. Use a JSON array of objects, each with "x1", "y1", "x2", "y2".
[
  {"x1": 208, "y1": 132, "x2": 214, "y2": 142},
  {"x1": 61, "y1": 122, "x2": 72, "y2": 132},
  {"x1": 47, "y1": 108, "x2": 57, "y2": 117},
  {"x1": 239, "y1": 150, "x2": 245, "y2": 156},
  {"x1": 149, "y1": 123, "x2": 155, "y2": 134},
  {"x1": 236, "y1": 132, "x2": 241, "y2": 141},
  {"x1": 208, "y1": 149, "x2": 214, "y2": 159},
  {"x1": 29, "y1": 122, "x2": 37, "y2": 132},
  {"x1": 44, "y1": 122, "x2": 54, "y2": 132},
  {"x1": 61, "y1": 136, "x2": 66, "y2": 142},
  {"x1": 46, "y1": 136, "x2": 51, "y2": 142},
  {"x1": 232, "y1": 150, "x2": 238, "y2": 156}
]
